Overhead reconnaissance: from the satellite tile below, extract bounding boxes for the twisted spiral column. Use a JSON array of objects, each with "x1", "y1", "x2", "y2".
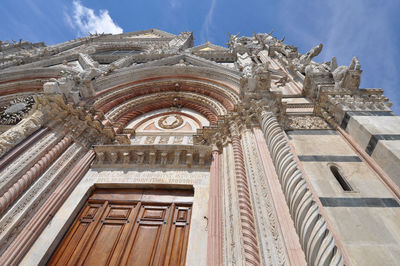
[
  {"x1": 259, "y1": 111, "x2": 345, "y2": 266},
  {"x1": 0, "y1": 135, "x2": 73, "y2": 215},
  {"x1": 230, "y1": 122, "x2": 261, "y2": 266}
]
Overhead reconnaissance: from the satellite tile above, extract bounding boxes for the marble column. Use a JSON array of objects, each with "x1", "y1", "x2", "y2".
[
  {"x1": 207, "y1": 148, "x2": 222, "y2": 266},
  {"x1": 222, "y1": 142, "x2": 244, "y2": 265},
  {"x1": 252, "y1": 127, "x2": 306, "y2": 265},
  {"x1": 0, "y1": 149, "x2": 95, "y2": 265},
  {"x1": 229, "y1": 122, "x2": 261, "y2": 266},
  {"x1": 258, "y1": 111, "x2": 346, "y2": 265}
]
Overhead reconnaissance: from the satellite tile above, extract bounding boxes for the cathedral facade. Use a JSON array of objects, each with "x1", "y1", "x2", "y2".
[{"x1": 0, "y1": 29, "x2": 399, "y2": 265}]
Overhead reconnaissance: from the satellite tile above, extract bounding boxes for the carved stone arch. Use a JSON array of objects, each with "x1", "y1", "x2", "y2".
[
  {"x1": 105, "y1": 91, "x2": 227, "y2": 123},
  {"x1": 0, "y1": 68, "x2": 64, "y2": 97},
  {"x1": 91, "y1": 78, "x2": 239, "y2": 114},
  {"x1": 93, "y1": 65, "x2": 242, "y2": 100}
]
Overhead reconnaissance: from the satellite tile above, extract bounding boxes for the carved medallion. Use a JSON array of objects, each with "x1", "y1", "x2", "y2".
[
  {"x1": 0, "y1": 96, "x2": 35, "y2": 125},
  {"x1": 158, "y1": 115, "x2": 183, "y2": 129}
]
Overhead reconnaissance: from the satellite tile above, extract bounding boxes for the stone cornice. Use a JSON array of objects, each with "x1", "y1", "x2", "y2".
[{"x1": 93, "y1": 144, "x2": 211, "y2": 169}]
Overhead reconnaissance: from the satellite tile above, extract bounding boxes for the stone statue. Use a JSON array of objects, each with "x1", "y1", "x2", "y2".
[
  {"x1": 332, "y1": 56, "x2": 361, "y2": 89},
  {"x1": 291, "y1": 43, "x2": 323, "y2": 73},
  {"x1": 227, "y1": 32, "x2": 255, "y2": 54},
  {"x1": 227, "y1": 32, "x2": 240, "y2": 51},
  {"x1": 75, "y1": 68, "x2": 104, "y2": 98},
  {"x1": 251, "y1": 62, "x2": 271, "y2": 91},
  {"x1": 275, "y1": 76, "x2": 288, "y2": 87},
  {"x1": 252, "y1": 31, "x2": 277, "y2": 52}
]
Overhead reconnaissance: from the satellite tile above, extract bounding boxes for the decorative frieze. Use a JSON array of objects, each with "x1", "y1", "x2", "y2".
[
  {"x1": 0, "y1": 128, "x2": 48, "y2": 174},
  {"x1": 0, "y1": 93, "x2": 116, "y2": 159},
  {"x1": 0, "y1": 109, "x2": 45, "y2": 158},
  {"x1": 284, "y1": 115, "x2": 331, "y2": 130},
  {"x1": 241, "y1": 129, "x2": 289, "y2": 265},
  {"x1": 323, "y1": 93, "x2": 391, "y2": 125},
  {"x1": 0, "y1": 131, "x2": 61, "y2": 196},
  {"x1": 93, "y1": 144, "x2": 211, "y2": 168},
  {"x1": 132, "y1": 135, "x2": 193, "y2": 145}
]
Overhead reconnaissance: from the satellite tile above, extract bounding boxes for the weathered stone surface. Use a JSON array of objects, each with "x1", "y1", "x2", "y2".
[{"x1": 0, "y1": 28, "x2": 399, "y2": 266}]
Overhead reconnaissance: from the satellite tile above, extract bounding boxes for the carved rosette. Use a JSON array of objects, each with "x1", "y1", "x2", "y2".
[{"x1": 0, "y1": 96, "x2": 35, "y2": 125}]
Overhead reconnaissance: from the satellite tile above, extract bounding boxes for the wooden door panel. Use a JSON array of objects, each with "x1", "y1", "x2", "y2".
[
  {"x1": 108, "y1": 204, "x2": 141, "y2": 265},
  {"x1": 84, "y1": 223, "x2": 125, "y2": 265},
  {"x1": 163, "y1": 206, "x2": 191, "y2": 266},
  {"x1": 121, "y1": 204, "x2": 172, "y2": 265},
  {"x1": 48, "y1": 189, "x2": 193, "y2": 266},
  {"x1": 83, "y1": 204, "x2": 136, "y2": 265},
  {"x1": 126, "y1": 224, "x2": 163, "y2": 265},
  {"x1": 48, "y1": 202, "x2": 107, "y2": 266}
]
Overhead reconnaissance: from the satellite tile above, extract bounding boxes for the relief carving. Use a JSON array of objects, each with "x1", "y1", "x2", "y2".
[
  {"x1": 241, "y1": 130, "x2": 289, "y2": 265},
  {"x1": 285, "y1": 115, "x2": 331, "y2": 130},
  {"x1": 0, "y1": 109, "x2": 45, "y2": 158},
  {"x1": 158, "y1": 114, "x2": 183, "y2": 129}
]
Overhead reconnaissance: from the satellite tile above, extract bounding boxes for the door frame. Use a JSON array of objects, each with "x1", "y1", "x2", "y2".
[{"x1": 20, "y1": 168, "x2": 210, "y2": 266}]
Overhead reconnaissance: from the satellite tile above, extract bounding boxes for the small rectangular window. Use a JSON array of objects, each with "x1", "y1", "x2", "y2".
[{"x1": 330, "y1": 165, "x2": 353, "y2": 191}]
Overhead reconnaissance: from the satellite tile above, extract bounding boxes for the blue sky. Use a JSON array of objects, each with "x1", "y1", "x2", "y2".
[{"x1": 1, "y1": 0, "x2": 399, "y2": 113}]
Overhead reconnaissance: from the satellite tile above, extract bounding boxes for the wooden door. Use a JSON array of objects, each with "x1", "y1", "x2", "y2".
[{"x1": 48, "y1": 188, "x2": 193, "y2": 266}]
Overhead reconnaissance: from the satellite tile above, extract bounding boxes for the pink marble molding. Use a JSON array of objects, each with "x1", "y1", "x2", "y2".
[
  {"x1": 232, "y1": 135, "x2": 261, "y2": 266},
  {"x1": 0, "y1": 135, "x2": 73, "y2": 215},
  {"x1": 0, "y1": 150, "x2": 95, "y2": 265},
  {"x1": 0, "y1": 127, "x2": 48, "y2": 169},
  {"x1": 207, "y1": 150, "x2": 222, "y2": 266}
]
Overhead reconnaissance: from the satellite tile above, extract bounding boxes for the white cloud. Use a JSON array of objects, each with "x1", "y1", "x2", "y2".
[
  {"x1": 169, "y1": 0, "x2": 180, "y2": 9},
  {"x1": 200, "y1": 0, "x2": 217, "y2": 43},
  {"x1": 66, "y1": 1, "x2": 123, "y2": 36}
]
